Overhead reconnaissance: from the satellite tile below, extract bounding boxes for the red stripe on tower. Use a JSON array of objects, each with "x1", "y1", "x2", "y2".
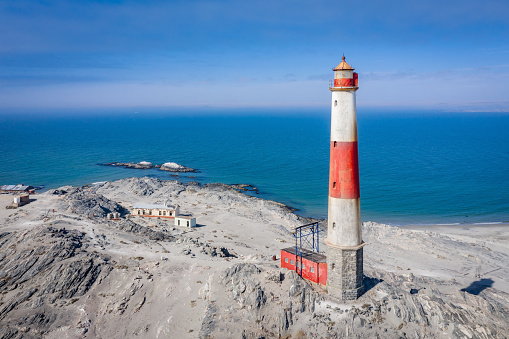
[
  {"x1": 329, "y1": 141, "x2": 360, "y2": 199},
  {"x1": 334, "y1": 78, "x2": 355, "y2": 87}
]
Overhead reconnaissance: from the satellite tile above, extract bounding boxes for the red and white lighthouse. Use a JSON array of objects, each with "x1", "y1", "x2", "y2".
[{"x1": 325, "y1": 55, "x2": 365, "y2": 301}]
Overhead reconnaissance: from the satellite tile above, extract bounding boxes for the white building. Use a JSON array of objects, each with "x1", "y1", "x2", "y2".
[
  {"x1": 174, "y1": 215, "x2": 196, "y2": 228},
  {"x1": 132, "y1": 203, "x2": 180, "y2": 219},
  {"x1": 132, "y1": 202, "x2": 196, "y2": 227}
]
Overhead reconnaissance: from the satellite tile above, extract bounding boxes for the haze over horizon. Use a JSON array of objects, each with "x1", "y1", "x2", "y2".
[{"x1": 1, "y1": 0, "x2": 508, "y2": 112}]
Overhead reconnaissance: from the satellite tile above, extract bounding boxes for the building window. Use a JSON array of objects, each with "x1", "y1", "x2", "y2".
[
  {"x1": 187, "y1": 221, "x2": 190, "y2": 227},
  {"x1": 290, "y1": 260, "x2": 294, "y2": 265},
  {"x1": 178, "y1": 220, "x2": 180, "y2": 226},
  {"x1": 163, "y1": 211, "x2": 166, "y2": 216},
  {"x1": 159, "y1": 211, "x2": 162, "y2": 216},
  {"x1": 138, "y1": 210, "x2": 141, "y2": 215},
  {"x1": 285, "y1": 258, "x2": 288, "y2": 263},
  {"x1": 332, "y1": 222, "x2": 336, "y2": 229},
  {"x1": 149, "y1": 210, "x2": 152, "y2": 215},
  {"x1": 311, "y1": 267, "x2": 315, "y2": 273},
  {"x1": 142, "y1": 210, "x2": 145, "y2": 215},
  {"x1": 334, "y1": 100, "x2": 337, "y2": 107},
  {"x1": 296, "y1": 262, "x2": 300, "y2": 268},
  {"x1": 333, "y1": 182, "x2": 336, "y2": 188},
  {"x1": 331, "y1": 263, "x2": 335, "y2": 270},
  {"x1": 302, "y1": 263, "x2": 305, "y2": 270}
]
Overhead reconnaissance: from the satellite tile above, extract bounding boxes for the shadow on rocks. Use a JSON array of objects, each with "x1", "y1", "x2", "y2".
[
  {"x1": 363, "y1": 275, "x2": 383, "y2": 295},
  {"x1": 461, "y1": 278, "x2": 494, "y2": 295}
]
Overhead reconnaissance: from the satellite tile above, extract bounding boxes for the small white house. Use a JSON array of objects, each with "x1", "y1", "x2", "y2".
[
  {"x1": 12, "y1": 194, "x2": 30, "y2": 207},
  {"x1": 174, "y1": 215, "x2": 196, "y2": 228},
  {"x1": 132, "y1": 203, "x2": 180, "y2": 219}
]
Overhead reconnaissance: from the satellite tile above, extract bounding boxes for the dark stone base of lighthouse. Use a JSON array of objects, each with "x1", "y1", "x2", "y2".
[{"x1": 326, "y1": 244, "x2": 364, "y2": 301}]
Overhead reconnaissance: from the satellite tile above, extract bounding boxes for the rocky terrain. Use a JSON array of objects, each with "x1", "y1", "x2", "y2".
[{"x1": 0, "y1": 177, "x2": 508, "y2": 338}]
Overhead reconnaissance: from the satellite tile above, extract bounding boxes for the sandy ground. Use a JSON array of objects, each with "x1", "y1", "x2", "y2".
[
  {"x1": 1, "y1": 178, "x2": 508, "y2": 338},
  {"x1": 397, "y1": 223, "x2": 509, "y2": 293}
]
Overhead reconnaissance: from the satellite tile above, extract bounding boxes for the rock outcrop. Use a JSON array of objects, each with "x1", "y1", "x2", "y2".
[
  {"x1": 61, "y1": 187, "x2": 128, "y2": 218},
  {"x1": 200, "y1": 261, "x2": 509, "y2": 339},
  {"x1": 177, "y1": 237, "x2": 235, "y2": 258},
  {"x1": 0, "y1": 227, "x2": 112, "y2": 338},
  {"x1": 159, "y1": 162, "x2": 196, "y2": 172},
  {"x1": 100, "y1": 162, "x2": 197, "y2": 172},
  {"x1": 221, "y1": 264, "x2": 267, "y2": 310}
]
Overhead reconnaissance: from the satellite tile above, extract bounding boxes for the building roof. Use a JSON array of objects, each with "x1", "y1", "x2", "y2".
[
  {"x1": 133, "y1": 203, "x2": 174, "y2": 210},
  {"x1": 333, "y1": 55, "x2": 354, "y2": 71},
  {"x1": 175, "y1": 215, "x2": 195, "y2": 220},
  {"x1": 282, "y1": 247, "x2": 327, "y2": 263},
  {"x1": 0, "y1": 184, "x2": 33, "y2": 191}
]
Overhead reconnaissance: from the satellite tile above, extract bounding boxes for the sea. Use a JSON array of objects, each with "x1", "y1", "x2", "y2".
[{"x1": 1, "y1": 108, "x2": 508, "y2": 226}]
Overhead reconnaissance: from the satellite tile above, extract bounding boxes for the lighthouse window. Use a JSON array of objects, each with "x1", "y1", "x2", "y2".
[
  {"x1": 333, "y1": 182, "x2": 337, "y2": 188},
  {"x1": 334, "y1": 141, "x2": 337, "y2": 147},
  {"x1": 331, "y1": 263, "x2": 335, "y2": 270},
  {"x1": 332, "y1": 222, "x2": 336, "y2": 229},
  {"x1": 334, "y1": 100, "x2": 337, "y2": 107}
]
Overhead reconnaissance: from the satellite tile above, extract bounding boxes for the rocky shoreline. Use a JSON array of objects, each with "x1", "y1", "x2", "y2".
[
  {"x1": 0, "y1": 177, "x2": 508, "y2": 338},
  {"x1": 99, "y1": 161, "x2": 197, "y2": 172}
]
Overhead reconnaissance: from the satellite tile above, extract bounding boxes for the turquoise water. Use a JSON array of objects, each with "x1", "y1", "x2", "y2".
[{"x1": 1, "y1": 109, "x2": 508, "y2": 225}]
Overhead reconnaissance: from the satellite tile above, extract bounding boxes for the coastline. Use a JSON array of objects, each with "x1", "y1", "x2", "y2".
[
  {"x1": 33, "y1": 174, "x2": 509, "y2": 227},
  {"x1": 7, "y1": 166, "x2": 507, "y2": 228}
]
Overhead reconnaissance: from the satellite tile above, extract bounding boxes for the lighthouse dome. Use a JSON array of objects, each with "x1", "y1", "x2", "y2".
[{"x1": 333, "y1": 55, "x2": 354, "y2": 71}]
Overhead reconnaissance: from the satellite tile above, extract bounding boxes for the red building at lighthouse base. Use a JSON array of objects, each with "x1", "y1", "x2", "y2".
[{"x1": 280, "y1": 247, "x2": 327, "y2": 286}]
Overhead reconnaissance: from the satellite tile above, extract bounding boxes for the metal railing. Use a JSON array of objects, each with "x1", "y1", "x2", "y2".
[{"x1": 293, "y1": 222, "x2": 322, "y2": 276}]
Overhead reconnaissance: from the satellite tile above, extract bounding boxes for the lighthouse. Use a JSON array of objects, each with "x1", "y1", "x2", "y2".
[{"x1": 325, "y1": 55, "x2": 364, "y2": 301}]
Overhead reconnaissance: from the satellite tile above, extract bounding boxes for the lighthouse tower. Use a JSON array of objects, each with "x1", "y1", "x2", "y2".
[{"x1": 325, "y1": 55, "x2": 364, "y2": 301}]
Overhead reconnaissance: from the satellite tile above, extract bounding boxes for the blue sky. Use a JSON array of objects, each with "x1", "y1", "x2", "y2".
[{"x1": 1, "y1": 0, "x2": 508, "y2": 111}]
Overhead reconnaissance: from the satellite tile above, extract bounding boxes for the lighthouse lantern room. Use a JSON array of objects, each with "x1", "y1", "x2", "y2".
[{"x1": 332, "y1": 55, "x2": 359, "y2": 88}]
